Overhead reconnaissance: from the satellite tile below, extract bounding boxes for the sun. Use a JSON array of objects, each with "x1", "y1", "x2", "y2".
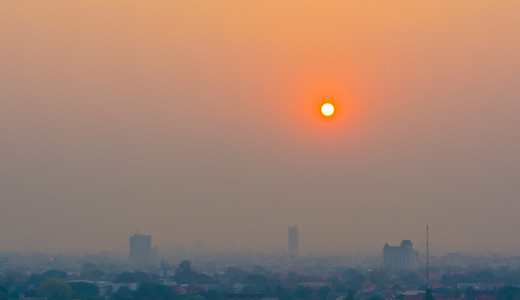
[{"x1": 321, "y1": 103, "x2": 335, "y2": 117}]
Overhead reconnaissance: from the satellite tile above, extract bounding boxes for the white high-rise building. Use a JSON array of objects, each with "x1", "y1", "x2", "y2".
[
  {"x1": 383, "y1": 240, "x2": 419, "y2": 272},
  {"x1": 288, "y1": 226, "x2": 299, "y2": 258}
]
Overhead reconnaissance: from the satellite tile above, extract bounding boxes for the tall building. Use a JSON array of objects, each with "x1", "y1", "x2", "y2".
[
  {"x1": 288, "y1": 226, "x2": 299, "y2": 258},
  {"x1": 130, "y1": 233, "x2": 152, "y2": 264},
  {"x1": 383, "y1": 240, "x2": 419, "y2": 272}
]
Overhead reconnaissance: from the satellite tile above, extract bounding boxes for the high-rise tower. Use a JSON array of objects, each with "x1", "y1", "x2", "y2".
[
  {"x1": 288, "y1": 226, "x2": 299, "y2": 258},
  {"x1": 130, "y1": 233, "x2": 152, "y2": 264}
]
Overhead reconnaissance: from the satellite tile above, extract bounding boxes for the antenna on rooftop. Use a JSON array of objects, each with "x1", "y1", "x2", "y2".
[{"x1": 426, "y1": 225, "x2": 430, "y2": 288}]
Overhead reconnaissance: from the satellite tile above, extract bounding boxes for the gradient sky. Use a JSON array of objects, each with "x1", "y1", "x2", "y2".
[{"x1": 1, "y1": 1, "x2": 519, "y2": 255}]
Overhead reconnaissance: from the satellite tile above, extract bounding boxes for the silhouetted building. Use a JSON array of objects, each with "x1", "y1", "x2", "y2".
[
  {"x1": 383, "y1": 240, "x2": 418, "y2": 271},
  {"x1": 130, "y1": 233, "x2": 151, "y2": 264},
  {"x1": 288, "y1": 226, "x2": 298, "y2": 258}
]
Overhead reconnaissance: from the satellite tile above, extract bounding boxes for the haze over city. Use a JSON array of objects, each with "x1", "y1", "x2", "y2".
[{"x1": 1, "y1": 1, "x2": 519, "y2": 255}]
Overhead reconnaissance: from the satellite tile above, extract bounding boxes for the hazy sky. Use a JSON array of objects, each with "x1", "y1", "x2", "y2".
[{"x1": 1, "y1": 1, "x2": 519, "y2": 255}]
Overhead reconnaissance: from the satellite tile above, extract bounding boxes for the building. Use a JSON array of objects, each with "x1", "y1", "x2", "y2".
[
  {"x1": 130, "y1": 233, "x2": 152, "y2": 264},
  {"x1": 288, "y1": 226, "x2": 298, "y2": 258},
  {"x1": 383, "y1": 240, "x2": 418, "y2": 272}
]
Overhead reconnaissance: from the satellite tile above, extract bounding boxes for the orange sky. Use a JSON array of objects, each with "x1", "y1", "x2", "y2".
[{"x1": 0, "y1": 1, "x2": 519, "y2": 254}]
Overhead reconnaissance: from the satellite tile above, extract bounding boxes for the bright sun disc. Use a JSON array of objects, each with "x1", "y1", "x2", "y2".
[{"x1": 321, "y1": 103, "x2": 335, "y2": 116}]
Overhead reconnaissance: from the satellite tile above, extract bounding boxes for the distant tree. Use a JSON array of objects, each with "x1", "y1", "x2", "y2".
[
  {"x1": 82, "y1": 263, "x2": 98, "y2": 272},
  {"x1": 25, "y1": 288, "x2": 40, "y2": 298},
  {"x1": 344, "y1": 290, "x2": 356, "y2": 300},
  {"x1": 39, "y1": 279, "x2": 72, "y2": 300},
  {"x1": 343, "y1": 269, "x2": 367, "y2": 291},
  {"x1": 199, "y1": 289, "x2": 226, "y2": 300},
  {"x1": 369, "y1": 269, "x2": 392, "y2": 286},
  {"x1": 111, "y1": 286, "x2": 136, "y2": 300},
  {"x1": 80, "y1": 263, "x2": 105, "y2": 281},
  {"x1": 2, "y1": 270, "x2": 26, "y2": 284},
  {"x1": 3, "y1": 270, "x2": 29, "y2": 295},
  {"x1": 332, "y1": 283, "x2": 348, "y2": 293},
  {"x1": 114, "y1": 272, "x2": 150, "y2": 283},
  {"x1": 81, "y1": 269, "x2": 105, "y2": 281},
  {"x1": 294, "y1": 286, "x2": 313, "y2": 299},
  {"x1": 317, "y1": 286, "x2": 330, "y2": 300},
  {"x1": 174, "y1": 261, "x2": 196, "y2": 284},
  {"x1": 68, "y1": 281, "x2": 99, "y2": 299},
  {"x1": 496, "y1": 286, "x2": 520, "y2": 300},
  {"x1": 224, "y1": 267, "x2": 246, "y2": 283},
  {"x1": 0, "y1": 285, "x2": 8, "y2": 300},
  {"x1": 178, "y1": 260, "x2": 192, "y2": 273},
  {"x1": 283, "y1": 272, "x2": 303, "y2": 288},
  {"x1": 328, "y1": 275, "x2": 341, "y2": 286},
  {"x1": 269, "y1": 277, "x2": 283, "y2": 291},
  {"x1": 43, "y1": 270, "x2": 68, "y2": 281},
  {"x1": 275, "y1": 285, "x2": 293, "y2": 300},
  {"x1": 135, "y1": 281, "x2": 177, "y2": 300},
  {"x1": 195, "y1": 272, "x2": 213, "y2": 284},
  {"x1": 27, "y1": 274, "x2": 46, "y2": 287},
  {"x1": 241, "y1": 285, "x2": 258, "y2": 294},
  {"x1": 400, "y1": 272, "x2": 422, "y2": 285},
  {"x1": 503, "y1": 270, "x2": 520, "y2": 286},
  {"x1": 424, "y1": 288, "x2": 434, "y2": 300},
  {"x1": 475, "y1": 270, "x2": 496, "y2": 283},
  {"x1": 343, "y1": 269, "x2": 361, "y2": 281},
  {"x1": 253, "y1": 265, "x2": 267, "y2": 274},
  {"x1": 244, "y1": 274, "x2": 269, "y2": 291}
]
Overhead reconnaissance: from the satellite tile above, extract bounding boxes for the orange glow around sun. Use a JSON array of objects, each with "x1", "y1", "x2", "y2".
[{"x1": 321, "y1": 103, "x2": 335, "y2": 117}]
